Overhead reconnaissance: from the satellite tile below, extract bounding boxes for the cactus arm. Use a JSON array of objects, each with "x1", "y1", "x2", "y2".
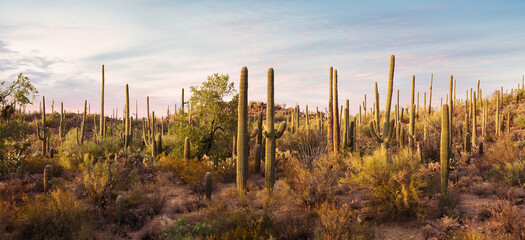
[
  {"x1": 369, "y1": 120, "x2": 383, "y2": 143},
  {"x1": 275, "y1": 121, "x2": 287, "y2": 138},
  {"x1": 250, "y1": 128, "x2": 259, "y2": 138}
]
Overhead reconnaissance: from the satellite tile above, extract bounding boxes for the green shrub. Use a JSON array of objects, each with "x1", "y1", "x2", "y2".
[
  {"x1": 16, "y1": 189, "x2": 96, "y2": 240},
  {"x1": 58, "y1": 129, "x2": 121, "y2": 169},
  {"x1": 514, "y1": 115, "x2": 525, "y2": 129},
  {"x1": 343, "y1": 148, "x2": 425, "y2": 216},
  {"x1": 163, "y1": 218, "x2": 212, "y2": 240},
  {"x1": 158, "y1": 155, "x2": 222, "y2": 193},
  {"x1": 484, "y1": 137, "x2": 525, "y2": 186}
]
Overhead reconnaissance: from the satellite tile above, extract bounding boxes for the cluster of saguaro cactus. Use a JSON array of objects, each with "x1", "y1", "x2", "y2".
[
  {"x1": 36, "y1": 96, "x2": 49, "y2": 156},
  {"x1": 370, "y1": 55, "x2": 396, "y2": 150},
  {"x1": 263, "y1": 68, "x2": 287, "y2": 190}
]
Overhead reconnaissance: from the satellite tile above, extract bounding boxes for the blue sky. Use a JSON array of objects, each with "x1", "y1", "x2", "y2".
[{"x1": 1, "y1": 0, "x2": 524, "y2": 116}]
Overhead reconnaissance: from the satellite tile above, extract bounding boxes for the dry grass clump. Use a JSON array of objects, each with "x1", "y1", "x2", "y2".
[
  {"x1": 16, "y1": 189, "x2": 96, "y2": 240},
  {"x1": 484, "y1": 199, "x2": 525, "y2": 238}
]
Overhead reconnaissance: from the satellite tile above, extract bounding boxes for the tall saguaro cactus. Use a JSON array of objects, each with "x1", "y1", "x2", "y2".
[
  {"x1": 333, "y1": 70, "x2": 340, "y2": 153},
  {"x1": 472, "y1": 91, "x2": 477, "y2": 146},
  {"x1": 255, "y1": 111, "x2": 263, "y2": 173},
  {"x1": 100, "y1": 65, "x2": 105, "y2": 138},
  {"x1": 37, "y1": 96, "x2": 48, "y2": 156},
  {"x1": 76, "y1": 100, "x2": 87, "y2": 145},
  {"x1": 409, "y1": 75, "x2": 415, "y2": 149},
  {"x1": 237, "y1": 67, "x2": 249, "y2": 194},
  {"x1": 441, "y1": 104, "x2": 450, "y2": 200},
  {"x1": 328, "y1": 67, "x2": 334, "y2": 152},
  {"x1": 428, "y1": 73, "x2": 433, "y2": 114},
  {"x1": 449, "y1": 76, "x2": 454, "y2": 146},
  {"x1": 370, "y1": 55, "x2": 396, "y2": 150},
  {"x1": 124, "y1": 84, "x2": 132, "y2": 150},
  {"x1": 59, "y1": 102, "x2": 65, "y2": 140},
  {"x1": 263, "y1": 68, "x2": 287, "y2": 190}
]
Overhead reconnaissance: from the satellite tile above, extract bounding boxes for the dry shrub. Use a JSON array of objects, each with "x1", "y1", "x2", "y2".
[
  {"x1": 158, "y1": 155, "x2": 222, "y2": 194},
  {"x1": 484, "y1": 136, "x2": 525, "y2": 186},
  {"x1": 25, "y1": 155, "x2": 64, "y2": 176},
  {"x1": 282, "y1": 153, "x2": 345, "y2": 208},
  {"x1": 484, "y1": 199, "x2": 525, "y2": 238},
  {"x1": 314, "y1": 201, "x2": 374, "y2": 239},
  {"x1": 16, "y1": 189, "x2": 96, "y2": 240},
  {"x1": 277, "y1": 129, "x2": 327, "y2": 169},
  {"x1": 343, "y1": 148, "x2": 426, "y2": 217},
  {"x1": 418, "y1": 161, "x2": 441, "y2": 194}
]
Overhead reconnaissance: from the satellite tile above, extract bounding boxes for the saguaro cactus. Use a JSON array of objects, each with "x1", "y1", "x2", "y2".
[
  {"x1": 37, "y1": 96, "x2": 48, "y2": 156},
  {"x1": 59, "y1": 102, "x2": 65, "y2": 140},
  {"x1": 100, "y1": 65, "x2": 105, "y2": 138},
  {"x1": 205, "y1": 172, "x2": 212, "y2": 200},
  {"x1": 237, "y1": 67, "x2": 249, "y2": 194},
  {"x1": 181, "y1": 88, "x2": 185, "y2": 114},
  {"x1": 370, "y1": 55, "x2": 396, "y2": 150},
  {"x1": 428, "y1": 73, "x2": 433, "y2": 114},
  {"x1": 409, "y1": 75, "x2": 416, "y2": 150},
  {"x1": 184, "y1": 137, "x2": 190, "y2": 160},
  {"x1": 333, "y1": 70, "x2": 340, "y2": 153},
  {"x1": 263, "y1": 68, "x2": 287, "y2": 190},
  {"x1": 449, "y1": 76, "x2": 454, "y2": 146},
  {"x1": 472, "y1": 91, "x2": 477, "y2": 146},
  {"x1": 328, "y1": 67, "x2": 334, "y2": 151},
  {"x1": 76, "y1": 100, "x2": 87, "y2": 145},
  {"x1": 43, "y1": 165, "x2": 52, "y2": 192},
  {"x1": 116, "y1": 195, "x2": 124, "y2": 225},
  {"x1": 124, "y1": 84, "x2": 132, "y2": 150},
  {"x1": 441, "y1": 104, "x2": 450, "y2": 198}
]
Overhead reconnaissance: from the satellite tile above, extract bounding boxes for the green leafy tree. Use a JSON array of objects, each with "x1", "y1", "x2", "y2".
[
  {"x1": 0, "y1": 73, "x2": 38, "y2": 120},
  {"x1": 170, "y1": 73, "x2": 238, "y2": 158}
]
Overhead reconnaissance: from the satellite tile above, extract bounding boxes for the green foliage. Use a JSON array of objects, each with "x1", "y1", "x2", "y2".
[
  {"x1": 158, "y1": 155, "x2": 222, "y2": 193},
  {"x1": 514, "y1": 115, "x2": 525, "y2": 129},
  {"x1": 17, "y1": 189, "x2": 95, "y2": 240},
  {"x1": 58, "y1": 129, "x2": 121, "y2": 169},
  {"x1": 314, "y1": 201, "x2": 374, "y2": 239},
  {"x1": 344, "y1": 148, "x2": 426, "y2": 216},
  {"x1": 163, "y1": 218, "x2": 212, "y2": 240},
  {"x1": 0, "y1": 73, "x2": 38, "y2": 120},
  {"x1": 169, "y1": 73, "x2": 238, "y2": 159},
  {"x1": 484, "y1": 137, "x2": 525, "y2": 186}
]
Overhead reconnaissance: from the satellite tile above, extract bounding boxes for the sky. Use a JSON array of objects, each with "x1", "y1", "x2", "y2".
[{"x1": 1, "y1": 0, "x2": 524, "y2": 117}]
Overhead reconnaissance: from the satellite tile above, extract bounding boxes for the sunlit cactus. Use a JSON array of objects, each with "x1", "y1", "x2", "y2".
[
  {"x1": 441, "y1": 104, "x2": 450, "y2": 199},
  {"x1": 237, "y1": 66, "x2": 249, "y2": 194},
  {"x1": 263, "y1": 68, "x2": 287, "y2": 190},
  {"x1": 370, "y1": 55, "x2": 396, "y2": 150}
]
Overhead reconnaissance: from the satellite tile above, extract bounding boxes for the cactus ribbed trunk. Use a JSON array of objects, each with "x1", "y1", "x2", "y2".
[
  {"x1": 472, "y1": 92, "x2": 477, "y2": 146},
  {"x1": 263, "y1": 68, "x2": 287, "y2": 190},
  {"x1": 116, "y1": 195, "x2": 124, "y2": 225},
  {"x1": 428, "y1": 73, "x2": 433, "y2": 114},
  {"x1": 496, "y1": 91, "x2": 500, "y2": 136},
  {"x1": 409, "y1": 75, "x2": 415, "y2": 149},
  {"x1": 237, "y1": 67, "x2": 249, "y2": 194},
  {"x1": 100, "y1": 65, "x2": 105, "y2": 138},
  {"x1": 43, "y1": 165, "x2": 52, "y2": 192},
  {"x1": 449, "y1": 76, "x2": 453, "y2": 147},
  {"x1": 328, "y1": 67, "x2": 334, "y2": 152},
  {"x1": 125, "y1": 84, "x2": 131, "y2": 150},
  {"x1": 205, "y1": 172, "x2": 212, "y2": 200},
  {"x1": 181, "y1": 88, "x2": 185, "y2": 114},
  {"x1": 333, "y1": 70, "x2": 340, "y2": 153},
  {"x1": 184, "y1": 137, "x2": 190, "y2": 160},
  {"x1": 441, "y1": 104, "x2": 450, "y2": 198},
  {"x1": 369, "y1": 55, "x2": 395, "y2": 150}
]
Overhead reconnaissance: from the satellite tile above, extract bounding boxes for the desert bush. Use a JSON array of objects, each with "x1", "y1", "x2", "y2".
[
  {"x1": 277, "y1": 129, "x2": 327, "y2": 169},
  {"x1": 343, "y1": 148, "x2": 425, "y2": 217},
  {"x1": 25, "y1": 156, "x2": 64, "y2": 176},
  {"x1": 80, "y1": 153, "x2": 140, "y2": 209},
  {"x1": 282, "y1": 154, "x2": 345, "y2": 208},
  {"x1": 484, "y1": 137, "x2": 525, "y2": 186},
  {"x1": 314, "y1": 201, "x2": 375, "y2": 239},
  {"x1": 483, "y1": 200, "x2": 525, "y2": 238},
  {"x1": 514, "y1": 115, "x2": 525, "y2": 129},
  {"x1": 163, "y1": 218, "x2": 212, "y2": 240},
  {"x1": 58, "y1": 129, "x2": 121, "y2": 169},
  {"x1": 16, "y1": 189, "x2": 96, "y2": 240},
  {"x1": 158, "y1": 155, "x2": 222, "y2": 193}
]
